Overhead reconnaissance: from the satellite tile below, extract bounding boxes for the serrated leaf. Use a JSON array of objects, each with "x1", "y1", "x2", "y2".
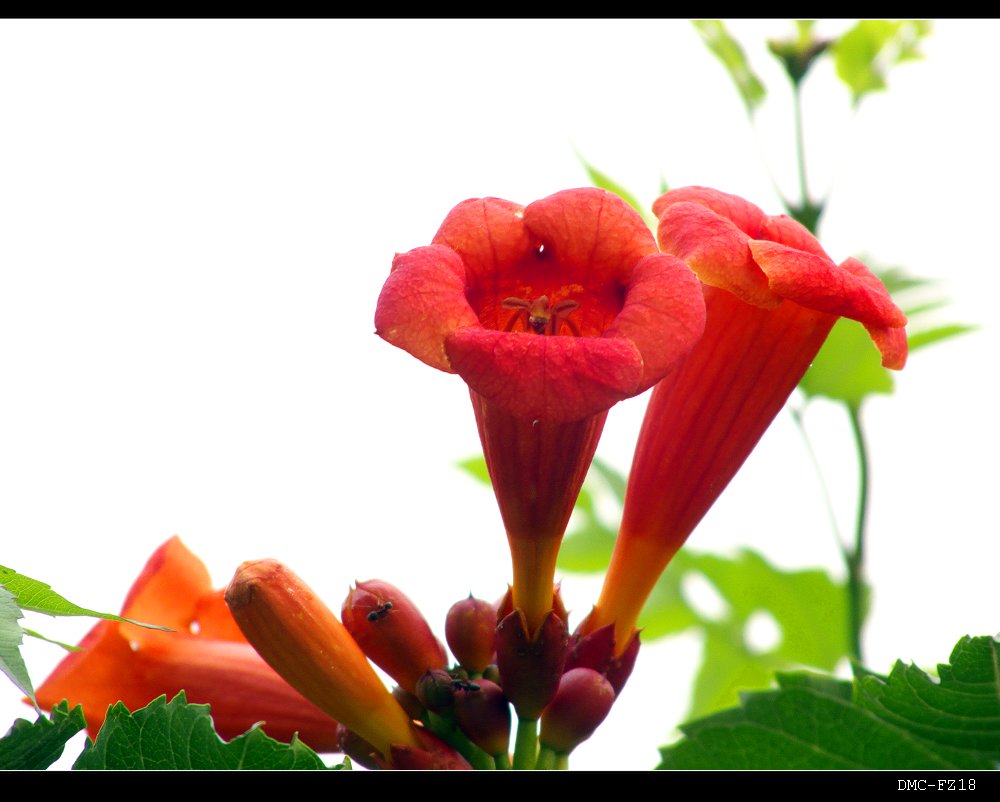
[
  {"x1": 0, "y1": 585, "x2": 36, "y2": 707},
  {"x1": 833, "y1": 20, "x2": 932, "y2": 105},
  {"x1": 576, "y1": 154, "x2": 651, "y2": 226},
  {"x1": 73, "y1": 692, "x2": 329, "y2": 769},
  {"x1": 0, "y1": 564, "x2": 169, "y2": 630},
  {"x1": 659, "y1": 635, "x2": 1000, "y2": 769},
  {"x1": 0, "y1": 700, "x2": 86, "y2": 769},
  {"x1": 693, "y1": 20, "x2": 766, "y2": 116}
]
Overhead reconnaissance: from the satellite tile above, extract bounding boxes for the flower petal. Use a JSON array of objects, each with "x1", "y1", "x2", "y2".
[
  {"x1": 432, "y1": 197, "x2": 535, "y2": 286},
  {"x1": 657, "y1": 200, "x2": 779, "y2": 308},
  {"x1": 750, "y1": 242, "x2": 909, "y2": 329},
  {"x1": 374, "y1": 244, "x2": 479, "y2": 373},
  {"x1": 524, "y1": 188, "x2": 656, "y2": 284},
  {"x1": 444, "y1": 328, "x2": 642, "y2": 423},
  {"x1": 603, "y1": 253, "x2": 707, "y2": 391}
]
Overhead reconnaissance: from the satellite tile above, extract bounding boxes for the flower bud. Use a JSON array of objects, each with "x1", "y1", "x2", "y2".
[
  {"x1": 539, "y1": 668, "x2": 615, "y2": 754},
  {"x1": 388, "y1": 727, "x2": 473, "y2": 770},
  {"x1": 342, "y1": 579, "x2": 448, "y2": 695},
  {"x1": 224, "y1": 560, "x2": 420, "y2": 760},
  {"x1": 566, "y1": 620, "x2": 641, "y2": 695},
  {"x1": 415, "y1": 668, "x2": 455, "y2": 714},
  {"x1": 453, "y1": 679, "x2": 511, "y2": 758},
  {"x1": 445, "y1": 595, "x2": 497, "y2": 674},
  {"x1": 495, "y1": 608, "x2": 568, "y2": 720}
]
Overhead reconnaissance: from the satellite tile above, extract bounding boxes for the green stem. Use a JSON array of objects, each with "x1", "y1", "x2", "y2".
[
  {"x1": 494, "y1": 751, "x2": 512, "y2": 770},
  {"x1": 846, "y1": 403, "x2": 870, "y2": 663},
  {"x1": 535, "y1": 745, "x2": 557, "y2": 770},
  {"x1": 791, "y1": 407, "x2": 845, "y2": 550},
  {"x1": 426, "y1": 710, "x2": 495, "y2": 770},
  {"x1": 512, "y1": 717, "x2": 538, "y2": 770},
  {"x1": 555, "y1": 753, "x2": 569, "y2": 770},
  {"x1": 792, "y1": 82, "x2": 810, "y2": 218}
]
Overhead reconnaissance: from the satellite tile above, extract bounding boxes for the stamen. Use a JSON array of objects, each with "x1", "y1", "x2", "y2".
[{"x1": 500, "y1": 295, "x2": 579, "y2": 336}]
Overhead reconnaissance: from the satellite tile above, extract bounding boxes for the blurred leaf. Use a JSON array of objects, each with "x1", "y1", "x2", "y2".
[
  {"x1": 456, "y1": 455, "x2": 491, "y2": 487},
  {"x1": 693, "y1": 20, "x2": 766, "y2": 116},
  {"x1": 0, "y1": 700, "x2": 86, "y2": 770},
  {"x1": 557, "y1": 523, "x2": 616, "y2": 574},
  {"x1": 833, "y1": 20, "x2": 932, "y2": 105},
  {"x1": 682, "y1": 549, "x2": 852, "y2": 719},
  {"x1": 908, "y1": 323, "x2": 977, "y2": 353},
  {"x1": 800, "y1": 317, "x2": 893, "y2": 405},
  {"x1": 0, "y1": 564, "x2": 168, "y2": 630},
  {"x1": 74, "y1": 692, "x2": 332, "y2": 770},
  {"x1": 576, "y1": 154, "x2": 651, "y2": 225},
  {"x1": 0, "y1": 585, "x2": 36, "y2": 707},
  {"x1": 799, "y1": 263, "x2": 975, "y2": 405},
  {"x1": 659, "y1": 635, "x2": 1000, "y2": 769},
  {"x1": 588, "y1": 457, "x2": 627, "y2": 504}
]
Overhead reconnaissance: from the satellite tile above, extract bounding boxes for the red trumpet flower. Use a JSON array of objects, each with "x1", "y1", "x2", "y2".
[
  {"x1": 582, "y1": 187, "x2": 908, "y2": 649},
  {"x1": 34, "y1": 537, "x2": 341, "y2": 751},
  {"x1": 376, "y1": 188, "x2": 705, "y2": 633}
]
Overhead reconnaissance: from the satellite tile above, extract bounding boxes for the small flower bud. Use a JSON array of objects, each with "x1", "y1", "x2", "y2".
[
  {"x1": 481, "y1": 663, "x2": 501, "y2": 685},
  {"x1": 539, "y1": 668, "x2": 615, "y2": 754},
  {"x1": 445, "y1": 595, "x2": 497, "y2": 674},
  {"x1": 415, "y1": 668, "x2": 455, "y2": 714},
  {"x1": 453, "y1": 679, "x2": 511, "y2": 758},
  {"x1": 388, "y1": 727, "x2": 473, "y2": 770},
  {"x1": 342, "y1": 579, "x2": 448, "y2": 695},
  {"x1": 566, "y1": 620, "x2": 641, "y2": 695}
]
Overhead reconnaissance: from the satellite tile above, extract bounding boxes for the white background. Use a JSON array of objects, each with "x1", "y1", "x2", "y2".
[{"x1": 1, "y1": 19, "x2": 997, "y2": 770}]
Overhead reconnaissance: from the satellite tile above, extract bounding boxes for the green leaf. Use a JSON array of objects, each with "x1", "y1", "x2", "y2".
[
  {"x1": 456, "y1": 455, "x2": 491, "y2": 487},
  {"x1": 556, "y1": 522, "x2": 616, "y2": 574},
  {"x1": 0, "y1": 585, "x2": 36, "y2": 707},
  {"x1": 693, "y1": 20, "x2": 766, "y2": 116},
  {"x1": 73, "y1": 692, "x2": 331, "y2": 770},
  {"x1": 0, "y1": 700, "x2": 87, "y2": 770},
  {"x1": 0, "y1": 564, "x2": 169, "y2": 630},
  {"x1": 908, "y1": 323, "x2": 977, "y2": 353},
  {"x1": 833, "y1": 20, "x2": 932, "y2": 105},
  {"x1": 575, "y1": 155, "x2": 654, "y2": 229},
  {"x1": 659, "y1": 635, "x2": 1000, "y2": 769},
  {"x1": 800, "y1": 317, "x2": 893, "y2": 405}
]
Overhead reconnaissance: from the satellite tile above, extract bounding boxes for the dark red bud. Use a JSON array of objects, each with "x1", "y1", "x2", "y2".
[
  {"x1": 415, "y1": 668, "x2": 455, "y2": 714},
  {"x1": 495, "y1": 609, "x2": 568, "y2": 720},
  {"x1": 446, "y1": 595, "x2": 497, "y2": 674},
  {"x1": 539, "y1": 668, "x2": 615, "y2": 753},
  {"x1": 342, "y1": 579, "x2": 448, "y2": 694},
  {"x1": 452, "y1": 679, "x2": 511, "y2": 757},
  {"x1": 567, "y1": 621, "x2": 641, "y2": 696},
  {"x1": 335, "y1": 723, "x2": 381, "y2": 770}
]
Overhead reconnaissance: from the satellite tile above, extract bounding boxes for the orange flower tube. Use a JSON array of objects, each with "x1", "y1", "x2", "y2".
[
  {"x1": 582, "y1": 187, "x2": 908, "y2": 650},
  {"x1": 224, "y1": 559, "x2": 421, "y2": 759},
  {"x1": 376, "y1": 188, "x2": 706, "y2": 633}
]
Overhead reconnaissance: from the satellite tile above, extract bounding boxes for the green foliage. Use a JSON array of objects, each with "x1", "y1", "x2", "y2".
[
  {"x1": 0, "y1": 700, "x2": 86, "y2": 770},
  {"x1": 0, "y1": 585, "x2": 36, "y2": 707},
  {"x1": 659, "y1": 635, "x2": 1000, "y2": 769},
  {"x1": 692, "y1": 20, "x2": 766, "y2": 116},
  {"x1": 833, "y1": 20, "x2": 931, "y2": 105},
  {"x1": 73, "y1": 692, "x2": 337, "y2": 770}
]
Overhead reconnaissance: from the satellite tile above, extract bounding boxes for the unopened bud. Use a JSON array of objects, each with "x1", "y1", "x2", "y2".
[
  {"x1": 415, "y1": 668, "x2": 455, "y2": 714},
  {"x1": 566, "y1": 620, "x2": 641, "y2": 695},
  {"x1": 342, "y1": 579, "x2": 448, "y2": 695},
  {"x1": 224, "y1": 560, "x2": 420, "y2": 760},
  {"x1": 387, "y1": 727, "x2": 473, "y2": 770},
  {"x1": 446, "y1": 595, "x2": 497, "y2": 674},
  {"x1": 539, "y1": 668, "x2": 615, "y2": 754},
  {"x1": 453, "y1": 679, "x2": 511, "y2": 758}
]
